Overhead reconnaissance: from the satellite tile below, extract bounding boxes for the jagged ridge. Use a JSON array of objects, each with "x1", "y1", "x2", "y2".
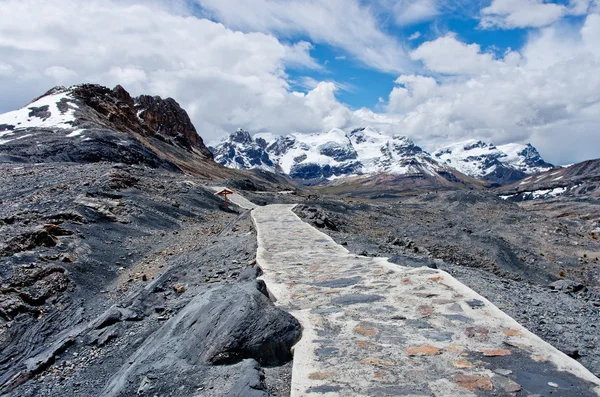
[
  {"x1": 211, "y1": 127, "x2": 553, "y2": 186},
  {"x1": 212, "y1": 127, "x2": 450, "y2": 183}
]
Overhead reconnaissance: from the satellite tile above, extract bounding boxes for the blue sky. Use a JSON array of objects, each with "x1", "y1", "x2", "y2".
[
  {"x1": 261, "y1": 1, "x2": 581, "y2": 111},
  {"x1": 0, "y1": 0, "x2": 599, "y2": 164}
]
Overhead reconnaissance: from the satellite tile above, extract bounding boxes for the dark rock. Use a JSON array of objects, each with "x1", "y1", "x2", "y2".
[
  {"x1": 101, "y1": 278, "x2": 301, "y2": 396},
  {"x1": 311, "y1": 277, "x2": 362, "y2": 288},
  {"x1": 331, "y1": 294, "x2": 384, "y2": 306},
  {"x1": 226, "y1": 359, "x2": 269, "y2": 397},
  {"x1": 135, "y1": 94, "x2": 212, "y2": 157},
  {"x1": 307, "y1": 385, "x2": 343, "y2": 393},
  {"x1": 466, "y1": 299, "x2": 485, "y2": 308},
  {"x1": 548, "y1": 280, "x2": 584, "y2": 293}
]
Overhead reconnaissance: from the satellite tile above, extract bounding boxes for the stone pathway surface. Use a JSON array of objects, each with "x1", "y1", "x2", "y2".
[{"x1": 252, "y1": 204, "x2": 600, "y2": 397}]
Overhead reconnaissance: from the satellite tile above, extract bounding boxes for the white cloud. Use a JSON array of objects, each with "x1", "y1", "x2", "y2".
[
  {"x1": 392, "y1": 0, "x2": 441, "y2": 26},
  {"x1": 0, "y1": 0, "x2": 349, "y2": 141},
  {"x1": 481, "y1": 0, "x2": 590, "y2": 29},
  {"x1": 43, "y1": 66, "x2": 78, "y2": 83},
  {"x1": 409, "y1": 35, "x2": 501, "y2": 75},
  {"x1": 408, "y1": 31, "x2": 422, "y2": 40},
  {"x1": 388, "y1": 75, "x2": 438, "y2": 111},
  {"x1": 298, "y1": 76, "x2": 355, "y2": 93},
  {"x1": 0, "y1": 63, "x2": 14, "y2": 77},
  {"x1": 194, "y1": 0, "x2": 411, "y2": 73},
  {"x1": 108, "y1": 67, "x2": 147, "y2": 85},
  {"x1": 376, "y1": 16, "x2": 600, "y2": 164}
]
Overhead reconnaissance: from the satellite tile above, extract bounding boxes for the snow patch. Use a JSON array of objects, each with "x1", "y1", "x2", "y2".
[
  {"x1": 0, "y1": 92, "x2": 78, "y2": 132},
  {"x1": 66, "y1": 129, "x2": 85, "y2": 137}
]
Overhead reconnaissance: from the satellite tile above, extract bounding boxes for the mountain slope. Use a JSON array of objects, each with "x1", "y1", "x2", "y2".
[
  {"x1": 211, "y1": 129, "x2": 280, "y2": 173},
  {"x1": 496, "y1": 158, "x2": 600, "y2": 201},
  {"x1": 0, "y1": 84, "x2": 214, "y2": 169},
  {"x1": 0, "y1": 84, "x2": 295, "y2": 191},
  {"x1": 433, "y1": 139, "x2": 554, "y2": 185}
]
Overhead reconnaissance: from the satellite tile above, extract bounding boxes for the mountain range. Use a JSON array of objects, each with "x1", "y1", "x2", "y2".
[
  {"x1": 210, "y1": 127, "x2": 554, "y2": 187},
  {"x1": 0, "y1": 84, "x2": 596, "y2": 200}
]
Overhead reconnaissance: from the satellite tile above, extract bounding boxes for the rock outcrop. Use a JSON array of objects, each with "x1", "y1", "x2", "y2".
[{"x1": 0, "y1": 84, "x2": 216, "y2": 175}]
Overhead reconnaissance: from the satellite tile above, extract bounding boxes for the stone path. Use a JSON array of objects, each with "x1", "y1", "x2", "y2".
[{"x1": 252, "y1": 204, "x2": 600, "y2": 397}]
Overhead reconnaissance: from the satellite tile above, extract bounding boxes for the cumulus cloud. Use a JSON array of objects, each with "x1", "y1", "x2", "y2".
[
  {"x1": 377, "y1": 15, "x2": 600, "y2": 164},
  {"x1": 481, "y1": 0, "x2": 590, "y2": 29},
  {"x1": 409, "y1": 35, "x2": 503, "y2": 75},
  {"x1": 194, "y1": 0, "x2": 411, "y2": 73},
  {"x1": 0, "y1": 0, "x2": 349, "y2": 141}
]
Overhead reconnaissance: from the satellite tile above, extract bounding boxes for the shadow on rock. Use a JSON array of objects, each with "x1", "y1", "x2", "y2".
[{"x1": 101, "y1": 267, "x2": 301, "y2": 397}]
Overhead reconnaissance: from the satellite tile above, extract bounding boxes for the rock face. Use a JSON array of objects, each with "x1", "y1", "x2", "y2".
[
  {"x1": 433, "y1": 139, "x2": 554, "y2": 186},
  {"x1": 497, "y1": 158, "x2": 600, "y2": 201},
  {"x1": 102, "y1": 271, "x2": 301, "y2": 397},
  {"x1": 136, "y1": 94, "x2": 211, "y2": 156},
  {"x1": 0, "y1": 84, "x2": 214, "y2": 171}
]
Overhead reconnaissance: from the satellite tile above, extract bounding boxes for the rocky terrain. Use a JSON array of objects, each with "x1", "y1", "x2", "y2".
[
  {"x1": 0, "y1": 84, "x2": 299, "y2": 396},
  {"x1": 1, "y1": 83, "x2": 599, "y2": 396},
  {"x1": 497, "y1": 158, "x2": 600, "y2": 201},
  {"x1": 290, "y1": 187, "x2": 600, "y2": 378}
]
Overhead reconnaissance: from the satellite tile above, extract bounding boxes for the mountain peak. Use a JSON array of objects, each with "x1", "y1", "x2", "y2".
[
  {"x1": 230, "y1": 128, "x2": 253, "y2": 144},
  {"x1": 434, "y1": 139, "x2": 553, "y2": 185},
  {"x1": 212, "y1": 127, "x2": 446, "y2": 183},
  {"x1": 0, "y1": 83, "x2": 215, "y2": 169}
]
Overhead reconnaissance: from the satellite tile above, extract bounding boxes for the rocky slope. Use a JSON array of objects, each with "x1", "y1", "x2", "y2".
[
  {"x1": 497, "y1": 158, "x2": 600, "y2": 201},
  {"x1": 211, "y1": 129, "x2": 280, "y2": 173},
  {"x1": 0, "y1": 84, "x2": 296, "y2": 190},
  {"x1": 0, "y1": 85, "x2": 299, "y2": 396},
  {"x1": 433, "y1": 139, "x2": 554, "y2": 186},
  {"x1": 0, "y1": 84, "x2": 212, "y2": 161}
]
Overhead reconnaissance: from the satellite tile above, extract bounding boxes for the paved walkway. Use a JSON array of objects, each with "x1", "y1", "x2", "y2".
[{"x1": 252, "y1": 204, "x2": 600, "y2": 397}]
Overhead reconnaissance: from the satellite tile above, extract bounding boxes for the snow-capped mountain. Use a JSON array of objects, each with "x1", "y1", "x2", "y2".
[
  {"x1": 211, "y1": 128, "x2": 553, "y2": 186},
  {"x1": 0, "y1": 84, "x2": 212, "y2": 158},
  {"x1": 212, "y1": 127, "x2": 454, "y2": 183},
  {"x1": 0, "y1": 84, "x2": 227, "y2": 175},
  {"x1": 433, "y1": 140, "x2": 554, "y2": 185},
  {"x1": 211, "y1": 129, "x2": 280, "y2": 173}
]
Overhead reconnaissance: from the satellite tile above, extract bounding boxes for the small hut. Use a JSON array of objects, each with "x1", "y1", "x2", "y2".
[{"x1": 214, "y1": 188, "x2": 235, "y2": 209}]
